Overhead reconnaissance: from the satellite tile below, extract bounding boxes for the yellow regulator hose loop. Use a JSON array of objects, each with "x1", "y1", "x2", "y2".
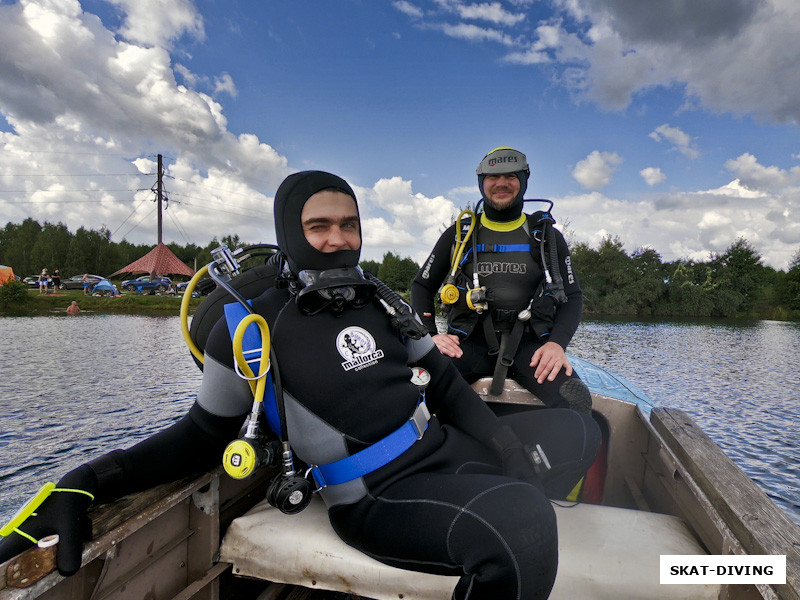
[
  {"x1": 440, "y1": 209, "x2": 476, "y2": 305},
  {"x1": 232, "y1": 313, "x2": 271, "y2": 401},
  {"x1": 180, "y1": 264, "x2": 210, "y2": 365}
]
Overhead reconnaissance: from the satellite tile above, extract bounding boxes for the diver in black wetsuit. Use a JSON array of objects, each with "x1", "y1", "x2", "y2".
[
  {"x1": 0, "y1": 170, "x2": 600, "y2": 600},
  {"x1": 411, "y1": 147, "x2": 591, "y2": 412}
]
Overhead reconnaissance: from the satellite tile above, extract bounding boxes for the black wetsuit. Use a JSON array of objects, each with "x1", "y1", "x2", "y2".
[
  {"x1": 197, "y1": 285, "x2": 600, "y2": 600},
  {"x1": 411, "y1": 215, "x2": 589, "y2": 411}
]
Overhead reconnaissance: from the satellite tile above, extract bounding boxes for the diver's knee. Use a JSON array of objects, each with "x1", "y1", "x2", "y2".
[{"x1": 559, "y1": 377, "x2": 592, "y2": 413}]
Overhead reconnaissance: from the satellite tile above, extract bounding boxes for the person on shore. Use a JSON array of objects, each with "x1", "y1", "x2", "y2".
[
  {"x1": 38, "y1": 269, "x2": 48, "y2": 294},
  {"x1": 411, "y1": 147, "x2": 590, "y2": 412},
  {"x1": 0, "y1": 170, "x2": 600, "y2": 599},
  {"x1": 52, "y1": 269, "x2": 61, "y2": 292},
  {"x1": 66, "y1": 301, "x2": 81, "y2": 316},
  {"x1": 82, "y1": 273, "x2": 91, "y2": 295}
]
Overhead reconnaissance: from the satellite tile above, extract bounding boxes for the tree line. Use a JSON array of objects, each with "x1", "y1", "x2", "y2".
[
  {"x1": 0, "y1": 218, "x2": 231, "y2": 281},
  {"x1": 571, "y1": 235, "x2": 800, "y2": 319},
  {"x1": 2, "y1": 218, "x2": 799, "y2": 320}
]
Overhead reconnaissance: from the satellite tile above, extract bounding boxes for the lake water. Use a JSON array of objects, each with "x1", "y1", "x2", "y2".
[{"x1": 0, "y1": 315, "x2": 798, "y2": 527}]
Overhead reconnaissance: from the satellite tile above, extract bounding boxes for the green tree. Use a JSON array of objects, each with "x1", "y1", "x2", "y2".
[
  {"x1": 0, "y1": 279, "x2": 29, "y2": 309},
  {"x1": 359, "y1": 259, "x2": 381, "y2": 276},
  {"x1": 67, "y1": 227, "x2": 113, "y2": 276},
  {"x1": 780, "y1": 249, "x2": 800, "y2": 310},
  {"x1": 1, "y1": 219, "x2": 43, "y2": 276},
  {"x1": 709, "y1": 237, "x2": 764, "y2": 314},
  {"x1": 628, "y1": 248, "x2": 668, "y2": 316},
  {"x1": 568, "y1": 241, "x2": 600, "y2": 312},
  {"x1": 665, "y1": 261, "x2": 714, "y2": 317},
  {"x1": 377, "y1": 252, "x2": 419, "y2": 291}
]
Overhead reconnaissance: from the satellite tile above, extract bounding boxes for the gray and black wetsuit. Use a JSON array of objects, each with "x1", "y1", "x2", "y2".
[{"x1": 197, "y1": 284, "x2": 600, "y2": 600}]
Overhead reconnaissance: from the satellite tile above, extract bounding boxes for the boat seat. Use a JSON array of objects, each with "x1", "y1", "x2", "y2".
[{"x1": 219, "y1": 496, "x2": 720, "y2": 600}]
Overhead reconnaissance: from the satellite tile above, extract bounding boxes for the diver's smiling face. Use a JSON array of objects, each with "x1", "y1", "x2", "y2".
[
  {"x1": 482, "y1": 173, "x2": 520, "y2": 210},
  {"x1": 301, "y1": 190, "x2": 361, "y2": 253}
]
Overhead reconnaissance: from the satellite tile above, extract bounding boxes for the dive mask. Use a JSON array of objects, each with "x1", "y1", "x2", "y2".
[{"x1": 295, "y1": 267, "x2": 377, "y2": 316}]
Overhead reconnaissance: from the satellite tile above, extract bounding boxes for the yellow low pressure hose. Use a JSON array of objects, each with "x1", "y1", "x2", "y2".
[
  {"x1": 232, "y1": 313, "x2": 271, "y2": 399},
  {"x1": 440, "y1": 209, "x2": 476, "y2": 305},
  {"x1": 179, "y1": 264, "x2": 210, "y2": 365},
  {"x1": 222, "y1": 313, "x2": 272, "y2": 480}
]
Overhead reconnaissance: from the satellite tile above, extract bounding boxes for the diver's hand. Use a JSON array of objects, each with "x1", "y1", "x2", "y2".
[
  {"x1": 530, "y1": 341, "x2": 572, "y2": 383},
  {"x1": 432, "y1": 333, "x2": 462, "y2": 358},
  {"x1": 487, "y1": 425, "x2": 543, "y2": 490},
  {"x1": 0, "y1": 467, "x2": 95, "y2": 576}
]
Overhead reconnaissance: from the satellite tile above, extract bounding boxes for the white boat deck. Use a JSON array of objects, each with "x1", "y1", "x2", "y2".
[{"x1": 220, "y1": 495, "x2": 720, "y2": 600}]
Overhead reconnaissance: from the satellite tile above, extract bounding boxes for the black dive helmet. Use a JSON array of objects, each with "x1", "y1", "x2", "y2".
[
  {"x1": 273, "y1": 170, "x2": 376, "y2": 315},
  {"x1": 476, "y1": 146, "x2": 530, "y2": 222}
]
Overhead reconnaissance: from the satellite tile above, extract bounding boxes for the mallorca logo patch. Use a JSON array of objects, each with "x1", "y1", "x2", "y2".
[{"x1": 336, "y1": 326, "x2": 384, "y2": 372}]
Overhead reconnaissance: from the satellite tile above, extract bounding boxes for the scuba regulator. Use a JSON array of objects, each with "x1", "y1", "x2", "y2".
[
  {"x1": 181, "y1": 244, "x2": 314, "y2": 515},
  {"x1": 440, "y1": 208, "x2": 492, "y2": 316},
  {"x1": 440, "y1": 209, "x2": 486, "y2": 312}
]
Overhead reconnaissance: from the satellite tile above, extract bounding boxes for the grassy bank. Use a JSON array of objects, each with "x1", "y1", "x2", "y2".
[{"x1": 1, "y1": 288, "x2": 202, "y2": 317}]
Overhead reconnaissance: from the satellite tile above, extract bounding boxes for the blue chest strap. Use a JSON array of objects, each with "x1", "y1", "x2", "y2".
[
  {"x1": 223, "y1": 301, "x2": 282, "y2": 436},
  {"x1": 310, "y1": 400, "x2": 430, "y2": 489},
  {"x1": 460, "y1": 243, "x2": 531, "y2": 265}
]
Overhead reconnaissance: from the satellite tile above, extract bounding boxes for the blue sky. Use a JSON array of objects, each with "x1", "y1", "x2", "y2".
[{"x1": 1, "y1": 0, "x2": 800, "y2": 269}]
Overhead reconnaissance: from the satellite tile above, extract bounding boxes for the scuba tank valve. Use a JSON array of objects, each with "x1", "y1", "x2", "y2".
[{"x1": 210, "y1": 244, "x2": 243, "y2": 280}]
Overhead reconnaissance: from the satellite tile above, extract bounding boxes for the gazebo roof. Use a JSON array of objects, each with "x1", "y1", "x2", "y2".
[{"x1": 111, "y1": 242, "x2": 195, "y2": 277}]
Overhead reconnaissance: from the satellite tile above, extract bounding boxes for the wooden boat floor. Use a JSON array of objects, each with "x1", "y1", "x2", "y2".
[{"x1": 219, "y1": 495, "x2": 719, "y2": 600}]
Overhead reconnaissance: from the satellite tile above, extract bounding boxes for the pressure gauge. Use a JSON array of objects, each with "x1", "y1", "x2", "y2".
[{"x1": 410, "y1": 367, "x2": 431, "y2": 389}]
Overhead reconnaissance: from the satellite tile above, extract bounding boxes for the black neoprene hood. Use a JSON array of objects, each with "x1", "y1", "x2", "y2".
[{"x1": 273, "y1": 170, "x2": 362, "y2": 275}]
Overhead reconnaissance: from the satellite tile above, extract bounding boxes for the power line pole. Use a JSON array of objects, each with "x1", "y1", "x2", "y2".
[{"x1": 157, "y1": 153, "x2": 163, "y2": 245}]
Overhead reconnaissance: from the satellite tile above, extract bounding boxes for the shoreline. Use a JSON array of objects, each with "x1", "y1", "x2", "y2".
[{"x1": 1, "y1": 289, "x2": 201, "y2": 317}]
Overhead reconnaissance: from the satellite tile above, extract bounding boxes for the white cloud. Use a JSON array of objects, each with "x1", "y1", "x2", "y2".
[
  {"x1": 649, "y1": 124, "x2": 700, "y2": 159},
  {"x1": 393, "y1": 1, "x2": 424, "y2": 19},
  {"x1": 554, "y1": 174, "x2": 800, "y2": 268},
  {"x1": 640, "y1": 167, "x2": 666, "y2": 186},
  {"x1": 544, "y1": 0, "x2": 800, "y2": 123},
  {"x1": 441, "y1": 22, "x2": 517, "y2": 45},
  {"x1": 455, "y1": 2, "x2": 526, "y2": 26},
  {"x1": 107, "y1": 0, "x2": 204, "y2": 48},
  {"x1": 354, "y1": 176, "x2": 458, "y2": 264},
  {"x1": 724, "y1": 153, "x2": 800, "y2": 191},
  {"x1": 0, "y1": 0, "x2": 287, "y2": 247},
  {"x1": 571, "y1": 150, "x2": 622, "y2": 189}
]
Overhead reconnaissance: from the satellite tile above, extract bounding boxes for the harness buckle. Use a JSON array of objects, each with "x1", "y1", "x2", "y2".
[
  {"x1": 306, "y1": 466, "x2": 325, "y2": 492},
  {"x1": 410, "y1": 401, "x2": 431, "y2": 440}
]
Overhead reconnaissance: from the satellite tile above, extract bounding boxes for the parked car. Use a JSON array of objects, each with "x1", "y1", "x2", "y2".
[
  {"x1": 176, "y1": 277, "x2": 215, "y2": 296},
  {"x1": 23, "y1": 275, "x2": 50, "y2": 288},
  {"x1": 60, "y1": 274, "x2": 105, "y2": 290},
  {"x1": 121, "y1": 275, "x2": 172, "y2": 292}
]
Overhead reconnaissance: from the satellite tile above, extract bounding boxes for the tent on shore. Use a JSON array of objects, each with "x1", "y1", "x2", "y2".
[
  {"x1": 0, "y1": 265, "x2": 16, "y2": 285},
  {"x1": 92, "y1": 279, "x2": 120, "y2": 296},
  {"x1": 110, "y1": 242, "x2": 195, "y2": 278}
]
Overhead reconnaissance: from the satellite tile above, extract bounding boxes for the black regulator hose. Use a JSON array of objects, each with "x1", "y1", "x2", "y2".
[
  {"x1": 365, "y1": 272, "x2": 428, "y2": 340},
  {"x1": 542, "y1": 219, "x2": 568, "y2": 304}
]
